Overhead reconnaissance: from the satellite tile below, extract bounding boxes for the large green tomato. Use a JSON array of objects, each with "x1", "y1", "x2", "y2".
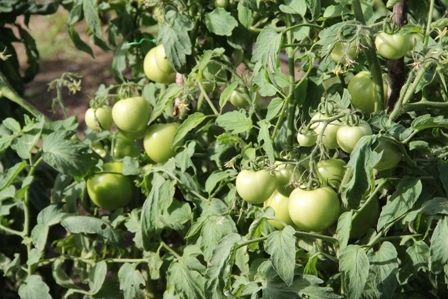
[
  {"x1": 229, "y1": 89, "x2": 250, "y2": 108},
  {"x1": 288, "y1": 186, "x2": 340, "y2": 232},
  {"x1": 274, "y1": 162, "x2": 300, "y2": 196},
  {"x1": 153, "y1": 44, "x2": 175, "y2": 74},
  {"x1": 375, "y1": 32, "x2": 411, "y2": 60},
  {"x1": 330, "y1": 41, "x2": 357, "y2": 63},
  {"x1": 336, "y1": 120, "x2": 372, "y2": 153},
  {"x1": 118, "y1": 126, "x2": 147, "y2": 141},
  {"x1": 347, "y1": 71, "x2": 388, "y2": 114},
  {"x1": 143, "y1": 123, "x2": 182, "y2": 164},
  {"x1": 84, "y1": 106, "x2": 113, "y2": 131},
  {"x1": 316, "y1": 159, "x2": 346, "y2": 190},
  {"x1": 341, "y1": 196, "x2": 380, "y2": 239},
  {"x1": 236, "y1": 169, "x2": 277, "y2": 204},
  {"x1": 264, "y1": 190, "x2": 295, "y2": 229},
  {"x1": 86, "y1": 161, "x2": 134, "y2": 210},
  {"x1": 143, "y1": 47, "x2": 176, "y2": 84},
  {"x1": 113, "y1": 134, "x2": 141, "y2": 159},
  {"x1": 373, "y1": 139, "x2": 402, "y2": 170},
  {"x1": 112, "y1": 97, "x2": 152, "y2": 133},
  {"x1": 311, "y1": 112, "x2": 342, "y2": 149}
]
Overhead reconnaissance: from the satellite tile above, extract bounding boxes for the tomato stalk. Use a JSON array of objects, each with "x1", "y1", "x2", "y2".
[
  {"x1": 286, "y1": 15, "x2": 297, "y2": 147},
  {"x1": 197, "y1": 80, "x2": 219, "y2": 115}
]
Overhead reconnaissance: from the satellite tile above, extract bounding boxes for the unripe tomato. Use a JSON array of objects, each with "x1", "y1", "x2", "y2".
[
  {"x1": 118, "y1": 127, "x2": 147, "y2": 141},
  {"x1": 214, "y1": 0, "x2": 229, "y2": 8},
  {"x1": 84, "y1": 106, "x2": 113, "y2": 131},
  {"x1": 274, "y1": 162, "x2": 300, "y2": 196},
  {"x1": 113, "y1": 134, "x2": 141, "y2": 159},
  {"x1": 347, "y1": 71, "x2": 388, "y2": 114},
  {"x1": 288, "y1": 186, "x2": 340, "y2": 232},
  {"x1": 143, "y1": 123, "x2": 182, "y2": 164},
  {"x1": 143, "y1": 48, "x2": 176, "y2": 84},
  {"x1": 86, "y1": 161, "x2": 134, "y2": 210},
  {"x1": 336, "y1": 120, "x2": 373, "y2": 153},
  {"x1": 112, "y1": 97, "x2": 152, "y2": 133},
  {"x1": 373, "y1": 139, "x2": 402, "y2": 170},
  {"x1": 153, "y1": 44, "x2": 175, "y2": 74},
  {"x1": 229, "y1": 89, "x2": 250, "y2": 108},
  {"x1": 296, "y1": 130, "x2": 317, "y2": 147},
  {"x1": 375, "y1": 32, "x2": 411, "y2": 60},
  {"x1": 330, "y1": 41, "x2": 357, "y2": 63},
  {"x1": 91, "y1": 142, "x2": 108, "y2": 158},
  {"x1": 236, "y1": 169, "x2": 277, "y2": 204},
  {"x1": 311, "y1": 112, "x2": 342, "y2": 149},
  {"x1": 264, "y1": 190, "x2": 295, "y2": 229},
  {"x1": 316, "y1": 159, "x2": 346, "y2": 190}
]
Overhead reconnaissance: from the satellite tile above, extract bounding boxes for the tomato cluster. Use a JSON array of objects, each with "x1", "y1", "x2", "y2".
[{"x1": 143, "y1": 44, "x2": 176, "y2": 84}]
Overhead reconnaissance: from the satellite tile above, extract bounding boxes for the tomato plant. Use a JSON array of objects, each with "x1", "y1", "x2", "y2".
[
  {"x1": 236, "y1": 169, "x2": 277, "y2": 204},
  {"x1": 86, "y1": 161, "x2": 134, "y2": 210},
  {"x1": 336, "y1": 120, "x2": 372, "y2": 153},
  {"x1": 316, "y1": 159, "x2": 347, "y2": 190},
  {"x1": 288, "y1": 186, "x2": 340, "y2": 232},
  {"x1": 112, "y1": 96, "x2": 152, "y2": 133},
  {"x1": 84, "y1": 106, "x2": 113, "y2": 131},
  {"x1": 143, "y1": 123, "x2": 181, "y2": 164},
  {"x1": 264, "y1": 190, "x2": 295, "y2": 229},
  {"x1": 375, "y1": 31, "x2": 411, "y2": 60}
]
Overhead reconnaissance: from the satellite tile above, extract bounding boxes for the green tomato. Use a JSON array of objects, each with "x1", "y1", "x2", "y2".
[
  {"x1": 143, "y1": 47, "x2": 176, "y2": 84},
  {"x1": 274, "y1": 162, "x2": 300, "y2": 196},
  {"x1": 288, "y1": 186, "x2": 340, "y2": 232},
  {"x1": 91, "y1": 142, "x2": 108, "y2": 158},
  {"x1": 86, "y1": 161, "x2": 134, "y2": 210},
  {"x1": 236, "y1": 169, "x2": 277, "y2": 204},
  {"x1": 341, "y1": 196, "x2": 380, "y2": 239},
  {"x1": 264, "y1": 190, "x2": 295, "y2": 229},
  {"x1": 214, "y1": 0, "x2": 229, "y2": 8},
  {"x1": 316, "y1": 159, "x2": 346, "y2": 190},
  {"x1": 143, "y1": 123, "x2": 182, "y2": 164},
  {"x1": 113, "y1": 134, "x2": 141, "y2": 159},
  {"x1": 373, "y1": 139, "x2": 402, "y2": 170},
  {"x1": 112, "y1": 97, "x2": 152, "y2": 133},
  {"x1": 229, "y1": 89, "x2": 250, "y2": 108},
  {"x1": 84, "y1": 106, "x2": 113, "y2": 131},
  {"x1": 336, "y1": 120, "x2": 373, "y2": 153},
  {"x1": 347, "y1": 71, "x2": 388, "y2": 114},
  {"x1": 117, "y1": 126, "x2": 147, "y2": 141},
  {"x1": 153, "y1": 44, "x2": 175, "y2": 74},
  {"x1": 296, "y1": 130, "x2": 317, "y2": 147},
  {"x1": 375, "y1": 32, "x2": 411, "y2": 60},
  {"x1": 311, "y1": 112, "x2": 342, "y2": 149},
  {"x1": 330, "y1": 41, "x2": 357, "y2": 63}
]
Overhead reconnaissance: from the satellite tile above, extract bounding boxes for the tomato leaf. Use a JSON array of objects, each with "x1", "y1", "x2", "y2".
[
  {"x1": 252, "y1": 64, "x2": 278, "y2": 96},
  {"x1": 411, "y1": 114, "x2": 448, "y2": 131},
  {"x1": 172, "y1": 112, "x2": 206, "y2": 146},
  {"x1": 216, "y1": 110, "x2": 253, "y2": 134},
  {"x1": 205, "y1": 8, "x2": 238, "y2": 36},
  {"x1": 61, "y1": 216, "x2": 124, "y2": 245},
  {"x1": 251, "y1": 27, "x2": 282, "y2": 71},
  {"x1": 30, "y1": 224, "x2": 48, "y2": 254},
  {"x1": 200, "y1": 215, "x2": 238, "y2": 260},
  {"x1": 237, "y1": 3, "x2": 252, "y2": 28},
  {"x1": 429, "y1": 216, "x2": 448, "y2": 273},
  {"x1": 0, "y1": 161, "x2": 27, "y2": 191},
  {"x1": 149, "y1": 84, "x2": 181, "y2": 124},
  {"x1": 264, "y1": 226, "x2": 296, "y2": 286},
  {"x1": 265, "y1": 97, "x2": 284, "y2": 122},
  {"x1": 377, "y1": 177, "x2": 422, "y2": 231},
  {"x1": 118, "y1": 263, "x2": 146, "y2": 299},
  {"x1": 219, "y1": 81, "x2": 239, "y2": 108},
  {"x1": 3, "y1": 117, "x2": 21, "y2": 133},
  {"x1": 258, "y1": 120, "x2": 275, "y2": 163},
  {"x1": 89, "y1": 261, "x2": 107, "y2": 295},
  {"x1": 52, "y1": 259, "x2": 82, "y2": 290},
  {"x1": 367, "y1": 241, "x2": 399, "y2": 296},
  {"x1": 205, "y1": 170, "x2": 237, "y2": 194},
  {"x1": 279, "y1": 0, "x2": 307, "y2": 15},
  {"x1": 339, "y1": 245, "x2": 369, "y2": 299},
  {"x1": 167, "y1": 259, "x2": 206, "y2": 299},
  {"x1": 205, "y1": 233, "x2": 241, "y2": 298},
  {"x1": 68, "y1": 25, "x2": 94, "y2": 57},
  {"x1": 36, "y1": 204, "x2": 67, "y2": 226},
  {"x1": 418, "y1": 197, "x2": 448, "y2": 215},
  {"x1": 158, "y1": 11, "x2": 193, "y2": 72},
  {"x1": 336, "y1": 211, "x2": 352, "y2": 251},
  {"x1": 18, "y1": 275, "x2": 52, "y2": 299}
]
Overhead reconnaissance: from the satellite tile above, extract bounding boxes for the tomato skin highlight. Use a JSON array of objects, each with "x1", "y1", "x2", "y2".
[
  {"x1": 264, "y1": 190, "x2": 295, "y2": 229},
  {"x1": 143, "y1": 123, "x2": 181, "y2": 164},
  {"x1": 86, "y1": 161, "x2": 134, "y2": 210},
  {"x1": 112, "y1": 97, "x2": 152, "y2": 133},
  {"x1": 316, "y1": 159, "x2": 346, "y2": 190},
  {"x1": 375, "y1": 32, "x2": 411, "y2": 60},
  {"x1": 84, "y1": 106, "x2": 113, "y2": 131},
  {"x1": 311, "y1": 112, "x2": 342, "y2": 149},
  {"x1": 336, "y1": 120, "x2": 373, "y2": 153},
  {"x1": 236, "y1": 169, "x2": 277, "y2": 204},
  {"x1": 288, "y1": 186, "x2": 340, "y2": 232}
]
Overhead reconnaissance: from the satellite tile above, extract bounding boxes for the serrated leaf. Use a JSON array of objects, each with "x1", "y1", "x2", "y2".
[
  {"x1": 265, "y1": 97, "x2": 284, "y2": 122},
  {"x1": 219, "y1": 81, "x2": 239, "y2": 108},
  {"x1": 12, "y1": 133, "x2": 40, "y2": 159},
  {"x1": 205, "y1": 170, "x2": 236, "y2": 194},
  {"x1": 205, "y1": 233, "x2": 241, "y2": 298},
  {"x1": 264, "y1": 226, "x2": 296, "y2": 286},
  {"x1": 339, "y1": 245, "x2": 369, "y2": 299},
  {"x1": 158, "y1": 11, "x2": 193, "y2": 71},
  {"x1": 61, "y1": 216, "x2": 123, "y2": 244},
  {"x1": 83, "y1": 0, "x2": 102, "y2": 38},
  {"x1": 118, "y1": 263, "x2": 146, "y2": 299},
  {"x1": 368, "y1": 241, "x2": 398, "y2": 297},
  {"x1": 279, "y1": 0, "x2": 307, "y2": 15},
  {"x1": 258, "y1": 120, "x2": 275, "y2": 164},
  {"x1": 3, "y1": 117, "x2": 21, "y2": 133},
  {"x1": 18, "y1": 275, "x2": 51, "y2": 299},
  {"x1": 411, "y1": 114, "x2": 448, "y2": 131},
  {"x1": 172, "y1": 112, "x2": 206, "y2": 146},
  {"x1": 37, "y1": 204, "x2": 67, "y2": 226},
  {"x1": 377, "y1": 177, "x2": 421, "y2": 231},
  {"x1": 168, "y1": 260, "x2": 205, "y2": 299},
  {"x1": 429, "y1": 216, "x2": 448, "y2": 273},
  {"x1": 162, "y1": 200, "x2": 191, "y2": 233},
  {"x1": 205, "y1": 8, "x2": 238, "y2": 36},
  {"x1": 216, "y1": 110, "x2": 252, "y2": 134},
  {"x1": 89, "y1": 261, "x2": 107, "y2": 295},
  {"x1": 406, "y1": 240, "x2": 429, "y2": 273},
  {"x1": 418, "y1": 197, "x2": 448, "y2": 215},
  {"x1": 149, "y1": 84, "x2": 182, "y2": 123},
  {"x1": 42, "y1": 131, "x2": 97, "y2": 177},
  {"x1": 146, "y1": 252, "x2": 163, "y2": 280},
  {"x1": 200, "y1": 215, "x2": 237, "y2": 260},
  {"x1": 336, "y1": 211, "x2": 352, "y2": 251},
  {"x1": 30, "y1": 224, "x2": 48, "y2": 253},
  {"x1": 251, "y1": 28, "x2": 282, "y2": 71}
]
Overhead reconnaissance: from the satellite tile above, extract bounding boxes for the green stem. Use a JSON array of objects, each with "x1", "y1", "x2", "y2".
[
  {"x1": 351, "y1": 0, "x2": 365, "y2": 24},
  {"x1": 424, "y1": 0, "x2": 435, "y2": 48},
  {"x1": 286, "y1": 15, "x2": 296, "y2": 147},
  {"x1": 295, "y1": 231, "x2": 338, "y2": 245},
  {"x1": 236, "y1": 236, "x2": 269, "y2": 249},
  {"x1": 160, "y1": 240, "x2": 182, "y2": 260},
  {"x1": 0, "y1": 224, "x2": 24, "y2": 237},
  {"x1": 197, "y1": 82, "x2": 219, "y2": 115},
  {"x1": 403, "y1": 100, "x2": 448, "y2": 112}
]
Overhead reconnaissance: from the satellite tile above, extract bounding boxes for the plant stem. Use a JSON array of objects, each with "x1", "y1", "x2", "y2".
[
  {"x1": 160, "y1": 240, "x2": 182, "y2": 260},
  {"x1": 286, "y1": 15, "x2": 296, "y2": 147},
  {"x1": 424, "y1": 0, "x2": 435, "y2": 47},
  {"x1": 0, "y1": 224, "x2": 24, "y2": 237},
  {"x1": 294, "y1": 231, "x2": 338, "y2": 245},
  {"x1": 197, "y1": 81, "x2": 219, "y2": 115}
]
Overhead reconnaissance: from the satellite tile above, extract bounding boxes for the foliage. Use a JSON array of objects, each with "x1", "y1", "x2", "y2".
[{"x1": 2, "y1": 0, "x2": 448, "y2": 298}]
